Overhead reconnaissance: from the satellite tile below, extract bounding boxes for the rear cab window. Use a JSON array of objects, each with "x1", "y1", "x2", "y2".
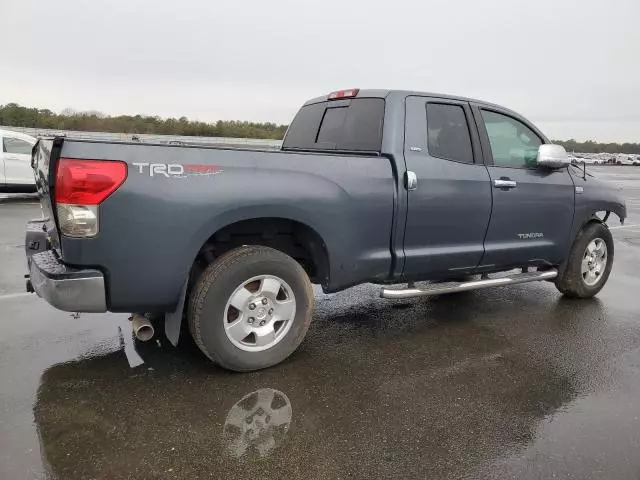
[{"x1": 282, "y1": 97, "x2": 385, "y2": 153}]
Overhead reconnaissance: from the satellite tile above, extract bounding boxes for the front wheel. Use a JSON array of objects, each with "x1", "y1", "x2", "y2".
[
  {"x1": 188, "y1": 246, "x2": 314, "y2": 371},
  {"x1": 555, "y1": 222, "x2": 614, "y2": 298}
]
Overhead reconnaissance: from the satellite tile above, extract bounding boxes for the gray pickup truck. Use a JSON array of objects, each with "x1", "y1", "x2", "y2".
[{"x1": 25, "y1": 89, "x2": 627, "y2": 371}]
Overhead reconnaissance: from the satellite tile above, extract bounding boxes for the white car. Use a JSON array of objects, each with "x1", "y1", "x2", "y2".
[
  {"x1": 0, "y1": 129, "x2": 37, "y2": 192},
  {"x1": 615, "y1": 154, "x2": 640, "y2": 166}
]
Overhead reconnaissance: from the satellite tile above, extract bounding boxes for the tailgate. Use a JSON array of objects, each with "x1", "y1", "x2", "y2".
[{"x1": 31, "y1": 137, "x2": 62, "y2": 254}]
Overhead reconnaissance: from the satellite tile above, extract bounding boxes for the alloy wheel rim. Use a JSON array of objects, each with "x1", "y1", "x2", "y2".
[
  {"x1": 581, "y1": 238, "x2": 608, "y2": 286},
  {"x1": 223, "y1": 275, "x2": 296, "y2": 352}
]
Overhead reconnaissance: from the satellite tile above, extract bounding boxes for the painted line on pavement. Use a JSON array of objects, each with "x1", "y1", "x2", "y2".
[
  {"x1": 610, "y1": 224, "x2": 639, "y2": 230},
  {"x1": 0, "y1": 292, "x2": 32, "y2": 300}
]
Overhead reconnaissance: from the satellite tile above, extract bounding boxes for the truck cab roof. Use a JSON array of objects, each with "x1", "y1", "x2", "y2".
[
  {"x1": 303, "y1": 88, "x2": 516, "y2": 113},
  {"x1": 291, "y1": 89, "x2": 536, "y2": 154}
]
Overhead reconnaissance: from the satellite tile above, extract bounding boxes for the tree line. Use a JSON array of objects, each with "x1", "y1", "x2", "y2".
[
  {"x1": 1, "y1": 103, "x2": 639, "y2": 153},
  {"x1": 554, "y1": 139, "x2": 640, "y2": 155},
  {"x1": 0, "y1": 103, "x2": 287, "y2": 140}
]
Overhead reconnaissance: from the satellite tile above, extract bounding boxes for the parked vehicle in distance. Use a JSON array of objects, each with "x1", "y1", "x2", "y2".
[
  {"x1": 0, "y1": 129, "x2": 37, "y2": 192},
  {"x1": 571, "y1": 156, "x2": 603, "y2": 166},
  {"x1": 597, "y1": 153, "x2": 616, "y2": 164},
  {"x1": 616, "y1": 154, "x2": 640, "y2": 166},
  {"x1": 25, "y1": 89, "x2": 627, "y2": 371}
]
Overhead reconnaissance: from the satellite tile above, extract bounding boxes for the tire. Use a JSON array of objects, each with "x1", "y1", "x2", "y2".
[
  {"x1": 555, "y1": 222, "x2": 614, "y2": 298},
  {"x1": 188, "y1": 245, "x2": 314, "y2": 371}
]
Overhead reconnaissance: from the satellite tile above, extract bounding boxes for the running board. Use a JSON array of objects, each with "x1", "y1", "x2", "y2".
[{"x1": 380, "y1": 269, "x2": 558, "y2": 299}]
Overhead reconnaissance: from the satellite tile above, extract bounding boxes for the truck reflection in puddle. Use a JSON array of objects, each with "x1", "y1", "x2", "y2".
[
  {"x1": 33, "y1": 289, "x2": 604, "y2": 479},
  {"x1": 223, "y1": 388, "x2": 292, "y2": 458}
]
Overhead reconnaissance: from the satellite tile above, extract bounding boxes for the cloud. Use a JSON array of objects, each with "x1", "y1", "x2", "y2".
[{"x1": 2, "y1": 0, "x2": 639, "y2": 142}]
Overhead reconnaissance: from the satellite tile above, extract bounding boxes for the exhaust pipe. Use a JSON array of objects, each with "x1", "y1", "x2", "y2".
[{"x1": 131, "y1": 314, "x2": 155, "y2": 342}]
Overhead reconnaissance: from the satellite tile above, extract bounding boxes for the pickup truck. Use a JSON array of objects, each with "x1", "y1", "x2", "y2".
[{"x1": 25, "y1": 89, "x2": 627, "y2": 371}]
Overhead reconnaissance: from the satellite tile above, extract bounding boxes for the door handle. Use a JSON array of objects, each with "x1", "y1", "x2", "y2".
[
  {"x1": 405, "y1": 171, "x2": 418, "y2": 191},
  {"x1": 494, "y1": 178, "x2": 517, "y2": 189}
]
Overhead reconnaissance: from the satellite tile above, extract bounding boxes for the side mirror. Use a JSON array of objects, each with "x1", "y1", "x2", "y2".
[{"x1": 537, "y1": 144, "x2": 570, "y2": 168}]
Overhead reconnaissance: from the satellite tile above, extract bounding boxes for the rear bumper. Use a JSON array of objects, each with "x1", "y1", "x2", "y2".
[{"x1": 26, "y1": 221, "x2": 107, "y2": 312}]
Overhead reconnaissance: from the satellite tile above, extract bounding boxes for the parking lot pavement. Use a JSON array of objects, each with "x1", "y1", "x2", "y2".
[{"x1": 2, "y1": 168, "x2": 640, "y2": 479}]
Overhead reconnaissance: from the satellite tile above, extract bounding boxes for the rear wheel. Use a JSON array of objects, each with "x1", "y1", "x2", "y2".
[
  {"x1": 555, "y1": 222, "x2": 614, "y2": 298},
  {"x1": 188, "y1": 245, "x2": 314, "y2": 371}
]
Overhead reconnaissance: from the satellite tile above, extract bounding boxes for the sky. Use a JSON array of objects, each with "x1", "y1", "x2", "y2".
[{"x1": 3, "y1": 0, "x2": 639, "y2": 142}]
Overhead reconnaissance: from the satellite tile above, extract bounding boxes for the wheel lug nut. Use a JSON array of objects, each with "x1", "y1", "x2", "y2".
[
  {"x1": 262, "y1": 298, "x2": 268, "y2": 305},
  {"x1": 268, "y1": 308, "x2": 274, "y2": 315},
  {"x1": 248, "y1": 303, "x2": 256, "y2": 310},
  {"x1": 248, "y1": 317, "x2": 255, "y2": 324},
  {"x1": 259, "y1": 320, "x2": 266, "y2": 326}
]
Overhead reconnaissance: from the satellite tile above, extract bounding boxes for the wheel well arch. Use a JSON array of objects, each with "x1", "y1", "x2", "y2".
[
  {"x1": 565, "y1": 210, "x2": 616, "y2": 259},
  {"x1": 579, "y1": 209, "x2": 621, "y2": 232},
  {"x1": 189, "y1": 217, "x2": 330, "y2": 289}
]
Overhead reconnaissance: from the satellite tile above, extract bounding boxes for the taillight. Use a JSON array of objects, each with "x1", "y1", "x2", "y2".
[
  {"x1": 55, "y1": 158, "x2": 127, "y2": 237},
  {"x1": 55, "y1": 159, "x2": 127, "y2": 205}
]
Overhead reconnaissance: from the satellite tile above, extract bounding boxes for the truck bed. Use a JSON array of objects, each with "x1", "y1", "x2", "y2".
[{"x1": 32, "y1": 137, "x2": 397, "y2": 312}]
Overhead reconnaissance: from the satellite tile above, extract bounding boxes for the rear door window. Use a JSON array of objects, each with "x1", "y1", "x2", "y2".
[
  {"x1": 283, "y1": 98, "x2": 385, "y2": 152},
  {"x1": 426, "y1": 103, "x2": 474, "y2": 164}
]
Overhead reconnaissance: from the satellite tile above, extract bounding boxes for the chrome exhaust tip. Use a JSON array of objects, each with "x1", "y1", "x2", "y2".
[{"x1": 131, "y1": 314, "x2": 155, "y2": 342}]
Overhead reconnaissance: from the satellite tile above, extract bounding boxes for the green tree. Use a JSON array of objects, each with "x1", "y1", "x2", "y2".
[
  {"x1": 0, "y1": 103, "x2": 289, "y2": 140},
  {"x1": 0, "y1": 102, "x2": 635, "y2": 151}
]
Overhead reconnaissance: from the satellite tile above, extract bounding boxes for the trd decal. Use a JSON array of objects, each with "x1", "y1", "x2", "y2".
[
  {"x1": 131, "y1": 163, "x2": 223, "y2": 178},
  {"x1": 183, "y1": 164, "x2": 222, "y2": 175}
]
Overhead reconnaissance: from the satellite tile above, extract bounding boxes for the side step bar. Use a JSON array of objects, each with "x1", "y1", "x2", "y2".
[{"x1": 380, "y1": 269, "x2": 558, "y2": 299}]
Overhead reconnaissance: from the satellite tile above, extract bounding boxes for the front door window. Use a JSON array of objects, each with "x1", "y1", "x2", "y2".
[{"x1": 481, "y1": 110, "x2": 542, "y2": 168}]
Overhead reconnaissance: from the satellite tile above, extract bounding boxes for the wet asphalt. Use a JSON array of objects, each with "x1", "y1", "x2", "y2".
[{"x1": 1, "y1": 167, "x2": 640, "y2": 479}]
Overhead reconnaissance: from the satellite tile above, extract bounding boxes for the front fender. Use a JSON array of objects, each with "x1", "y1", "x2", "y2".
[
  {"x1": 570, "y1": 171, "x2": 627, "y2": 240},
  {"x1": 607, "y1": 200, "x2": 627, "y2": 225}
]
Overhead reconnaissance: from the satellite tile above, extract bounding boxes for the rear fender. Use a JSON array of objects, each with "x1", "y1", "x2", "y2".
[{"x1": 165, "y1": 207, "x2": 330, "y2": 346}]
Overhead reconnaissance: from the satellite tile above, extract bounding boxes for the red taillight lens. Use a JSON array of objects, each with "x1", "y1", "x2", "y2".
[{"x1": 55, "y1": 158, "x2": 127, "y2": 205}]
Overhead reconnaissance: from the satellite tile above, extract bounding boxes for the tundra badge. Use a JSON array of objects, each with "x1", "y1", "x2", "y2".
[{"x1": 518, "y1": 233, "x2": 544, "y2": 239}]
